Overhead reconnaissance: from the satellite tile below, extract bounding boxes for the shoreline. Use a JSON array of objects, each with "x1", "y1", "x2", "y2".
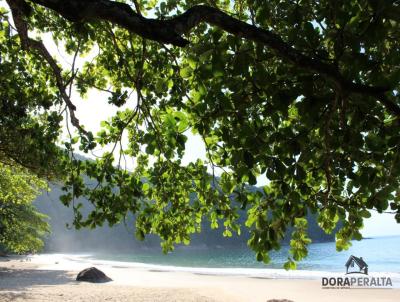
[
  {"x1": 1, "y1": 254, "x2": 399, "y2": 302},
  {"x1": 31, "y1": 253, "x2": 400, "y2": 282}
]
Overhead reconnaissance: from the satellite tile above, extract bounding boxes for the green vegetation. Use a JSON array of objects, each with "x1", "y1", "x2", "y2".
[
  {"x1": 35, "y1": 181, "x2": 336, "y2": 253},
  {"x1": 0, "y1": 164, "x2": 50, "y2": 253},
  {"x1": 1, "y1": 0, "x2": 399, "y2": 268}
]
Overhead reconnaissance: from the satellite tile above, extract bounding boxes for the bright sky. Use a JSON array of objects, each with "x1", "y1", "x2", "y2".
[{"x1": 43, "y1": 32, "x2": 400, "y2": 239}]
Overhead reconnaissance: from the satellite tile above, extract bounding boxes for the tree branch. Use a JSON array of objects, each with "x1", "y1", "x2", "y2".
[
  {"x1": 6, "y1": 0, "x2": 87, "y2": 134},
  {"x1": 10, "y1": 0, "x2": 400, "y2": 117}
]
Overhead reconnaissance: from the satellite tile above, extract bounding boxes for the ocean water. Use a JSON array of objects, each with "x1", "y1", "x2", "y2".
[{"x1": 88, "y1": 235, "x2": 400, "y2": 273}]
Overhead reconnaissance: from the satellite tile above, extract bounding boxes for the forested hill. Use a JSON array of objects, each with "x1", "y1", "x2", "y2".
[{"x1": 34, "y1": 183, "x2": 336, "y2": 253}]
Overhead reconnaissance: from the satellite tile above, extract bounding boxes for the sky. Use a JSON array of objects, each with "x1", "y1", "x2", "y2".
[{"x1": 42, "y1": 30, "x2": 400, "y2": 239}]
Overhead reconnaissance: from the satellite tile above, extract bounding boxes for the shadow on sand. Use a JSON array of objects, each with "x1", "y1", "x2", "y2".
[{"x1": 0, "y1": 266, "x2": 77, "y2": 291}]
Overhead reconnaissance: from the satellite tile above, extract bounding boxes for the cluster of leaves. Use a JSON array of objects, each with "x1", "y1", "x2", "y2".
[
  {"x1": 0, "y1": 7, "x2": 63, "y2": 177},
  {"x1": 0, "y1": 163, "x2": 50, "y2": 254},
  {"x1": 1, "y1": 0, "x2": 400, "y2": 268}
]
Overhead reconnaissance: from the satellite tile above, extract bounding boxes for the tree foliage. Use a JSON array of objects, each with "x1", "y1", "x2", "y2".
[
  {"x1": 0, "y1": 163, "x2": 50, "y2": 253},
  {"x1": 1, "y1": 0, "x2": 400, "y2": 268},
  {"x1": 0, "y1": 4, "x2": 62, "y2": 177}
]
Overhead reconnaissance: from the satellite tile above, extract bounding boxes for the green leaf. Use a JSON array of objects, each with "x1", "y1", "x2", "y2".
[
  {"x1": 180, "y1": 66, "x2": 193, "y2": 78},
  {"x1": 360, "y1": 209, "x2": 371, "y2": 218}
]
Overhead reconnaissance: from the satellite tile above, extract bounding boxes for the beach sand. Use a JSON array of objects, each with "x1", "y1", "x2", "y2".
[{"x1": 0, "y1": 255, "x2": 399, "y2": 302}]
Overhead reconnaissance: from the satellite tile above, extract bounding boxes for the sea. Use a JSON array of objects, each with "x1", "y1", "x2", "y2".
[{"x1": 77, "y1": 235, "x2": 400, "y2": 273}]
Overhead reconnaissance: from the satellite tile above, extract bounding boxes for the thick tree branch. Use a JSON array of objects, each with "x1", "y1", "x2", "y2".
[{"x1": 11, "y1": 0, "x2": 400, "y2": 117}]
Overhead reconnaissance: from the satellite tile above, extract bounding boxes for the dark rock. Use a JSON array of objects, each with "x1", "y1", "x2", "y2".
[
  {"x1": 267, "y1": 300, "x2": 294, "y2": 302},
  {"x1": 76, "y1": 267, "x2": 112, "y2": 283}
]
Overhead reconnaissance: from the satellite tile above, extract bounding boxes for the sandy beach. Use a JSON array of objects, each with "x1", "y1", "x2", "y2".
[{"x1": 0, "y1": 255, "x2": 399, "y2": 302}]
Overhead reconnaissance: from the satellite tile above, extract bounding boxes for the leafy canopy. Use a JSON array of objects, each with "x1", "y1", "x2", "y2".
[{"x1": 1, "y1": 0, "x2": 400, "y2": 268}]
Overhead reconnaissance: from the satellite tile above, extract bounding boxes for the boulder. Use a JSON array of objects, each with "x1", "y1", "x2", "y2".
[{"x1": 76, "y1": 267, "x2": 112, "y2": 283}]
